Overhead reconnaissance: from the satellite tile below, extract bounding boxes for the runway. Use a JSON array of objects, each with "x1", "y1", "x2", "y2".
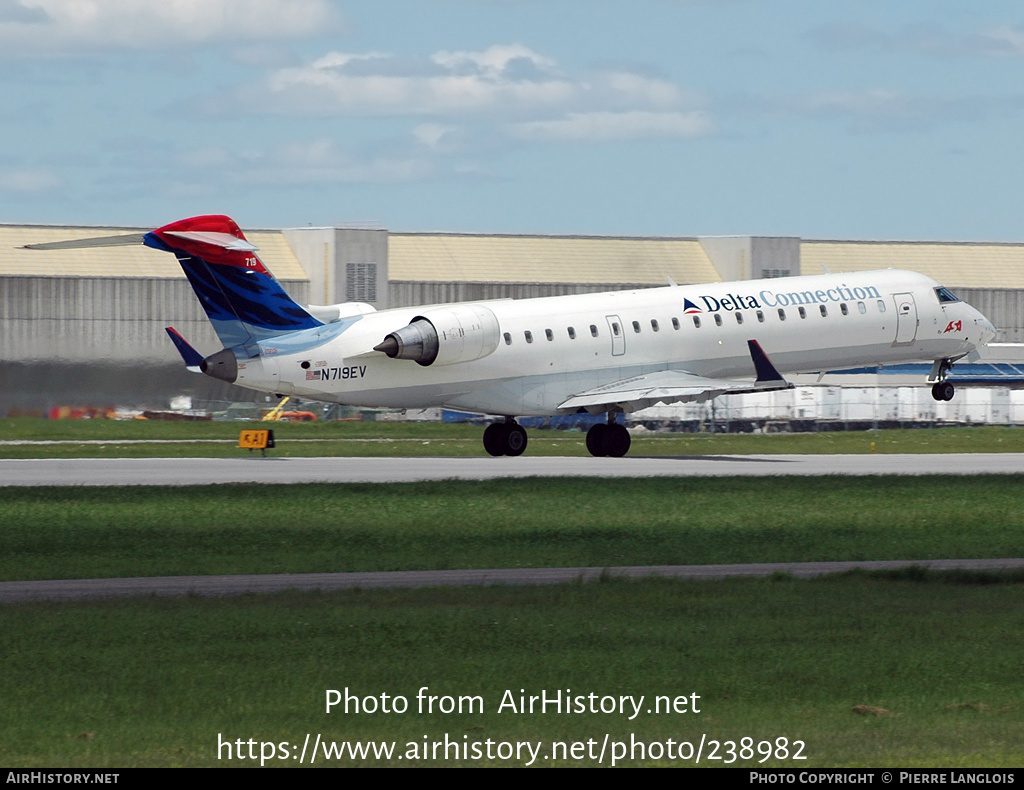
[
  {"x1": 2, "y1": 453, "x2": 1023, "y2": 485},
  {"x1": 3, "y1": 558, "x2": 1023, "y2": 602}
]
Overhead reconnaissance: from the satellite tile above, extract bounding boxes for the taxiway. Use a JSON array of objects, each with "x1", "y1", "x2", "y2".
[
  {"x1": 3, "y1": 558, "x2": 1023, "y2": 602},
  {"x1": 2, "y1": 453, "x2": 1022, "y2": 486}
]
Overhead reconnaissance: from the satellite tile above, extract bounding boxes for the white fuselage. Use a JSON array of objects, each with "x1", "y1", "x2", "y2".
[{"x1": 233, "y1": 269, "x2": 994, "y2": 416}]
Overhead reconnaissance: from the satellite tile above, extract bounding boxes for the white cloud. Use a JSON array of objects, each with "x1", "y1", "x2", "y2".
[
  {"x1": 597, "y1": 72, "x2": 682, "y2": 107},
  {"x1": 260, "y1": 43, "x2": 710, "y2": 133},
  {"x1": 807, "y1": 20, "x2": 1024, "y2": 60},
  {"x1": 432, "y1": 44, "x2": 559, "y2": 76},
  {"x1": 980, "y1": 26, "x2": 1024, "y2": 57},
  {"x1": 267, "y1": 44, "x2": 578, "y2": 115},
  {"x1": 0, "y1": 168, "x2": 61, "y2": 194},
  {"x1": 779, "y1": 89, "x2": 1009, "y2": 134},
  {"x1": 413, "y1": 123, "x2": 459, "y2": 150},
  {"x1": 171, "y1": 138, "x2": 434, "y2": 187},
  {"x1": 510, "y1": 110, "x2": 713, "y2": 141},
  {"x1": 0, "y1": 0, "x2": 341, "y2": 54}
]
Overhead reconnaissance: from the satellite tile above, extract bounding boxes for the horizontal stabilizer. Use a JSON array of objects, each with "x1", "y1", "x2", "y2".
[
  {"x1": 163, "y1": 230, "x2": 258, "y2": 251},
  {"x1": 165, "y1": 327, "x2": 204, "y2": 373},
  {"x1": 22, "y1": 233, "x2": 146, "y2": 251}
]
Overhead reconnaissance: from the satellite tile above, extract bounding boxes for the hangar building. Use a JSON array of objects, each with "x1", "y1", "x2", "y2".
[{"x1": 2, "y1": 222, "x2": 1024, "y2": 412}]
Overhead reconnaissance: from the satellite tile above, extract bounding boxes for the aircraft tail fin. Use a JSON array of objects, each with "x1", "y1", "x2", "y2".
[{"x1": 144, "y1": 215, "x2": 322, "y2": 348}]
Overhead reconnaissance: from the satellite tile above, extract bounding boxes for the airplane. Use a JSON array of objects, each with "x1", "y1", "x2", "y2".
[{"x1": 29, "y1": 215, "x2": 997, "y2": 456}]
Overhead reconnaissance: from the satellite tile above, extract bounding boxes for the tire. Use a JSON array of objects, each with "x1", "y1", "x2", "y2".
[
  {"x1": 483, "y1": 423, "x2": 506, "y2": 456},
  {"x1": 586, "y1": 423, "x2": 609, "y2": 457},
  {"x1": 932, "y1": 381, "x2": 955, "y2": 402},
  {"x1": 606, "y1": 424, "x2": 632, "y2": 457},
  {"x1": 504, "y1": 424, "x2": 528, "y2": 456}
]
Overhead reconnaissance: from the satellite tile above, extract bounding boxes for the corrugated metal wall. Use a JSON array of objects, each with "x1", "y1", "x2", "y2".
[
  {"x1": 1, "y1": 276, "x2": 310, "y2": 362},
  {"x1": 389, "y1": 280, "x2": 652, "y2": 307},
  {"x1": 951, "y1": 288, "x2": 1024, "y2": 342}
]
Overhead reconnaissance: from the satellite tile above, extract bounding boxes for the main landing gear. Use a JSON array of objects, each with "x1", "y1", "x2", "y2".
[
  {"x1": 483, "y1": 418, "x2": 528, "y2": 457},
  {"x1": 585, "y1": 413, "x2": 631, "y2": 458},
  {"x1": 929, "y1": 358, "x2": 956, "y2": 402},
  {"x1": 482, "y1": 414, "x2": 633, "y2": 457}
]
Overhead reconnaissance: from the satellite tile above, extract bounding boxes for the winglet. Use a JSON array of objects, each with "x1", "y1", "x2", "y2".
[
  {"x1": 747, "y1": 339, "x2": 788, "y2": 385},
  {"x1": 165, "y1": 327, "x2": 204, "y2": 373}
]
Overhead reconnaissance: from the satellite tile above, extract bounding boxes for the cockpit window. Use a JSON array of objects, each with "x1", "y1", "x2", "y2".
[{"x1": 935, "y1": 287, "x2": 960, "y2": 304}]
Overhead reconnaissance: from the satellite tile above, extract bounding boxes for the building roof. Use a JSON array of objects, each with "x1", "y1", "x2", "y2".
[
  {"x1": 0, "y1": 225, "x2": 307, "y2": 280},
  {"x1": 7, "y1": 222, "x2": 1024, "y2": 290},
  {"x1": 801, "y1": 241, "x2": 1024, "y2": 289},
  {"x1": 388, "y1": 233, "x2": 722, "y2": 284}
]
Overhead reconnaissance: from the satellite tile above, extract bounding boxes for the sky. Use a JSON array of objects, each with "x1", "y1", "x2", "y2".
[{"x1": 2, "y1": 0, "x2": 1024, "y2": 241}]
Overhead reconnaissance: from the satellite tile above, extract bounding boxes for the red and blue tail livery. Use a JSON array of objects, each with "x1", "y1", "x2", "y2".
[{"x1": 143, "y1": 215, "x2": 323, "y2": 348}]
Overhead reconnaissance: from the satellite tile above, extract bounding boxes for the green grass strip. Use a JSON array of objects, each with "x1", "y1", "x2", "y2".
[
  {"x1": 1, "y1": 575, "x2": 1021, "y2": 767},
  {"x1": 3, "y1": 419, "x2": 1024, "y2": 457},
  {"x1": 2, "y1": 476, "x2": 1022, "y2": 582}
]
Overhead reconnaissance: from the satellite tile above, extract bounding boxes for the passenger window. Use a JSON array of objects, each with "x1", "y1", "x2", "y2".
[
  {"x1": 632, "y1": 320, "x2": 641, "y2": 334},
  {"x1": 840, "y1": 303, "x2": 849, "y2": 316},
  {"x1": 611, "y1": 322, "x2": 620, "y2": 336},
  {"x1": 778, "y1": 309, "x2": 786, "y2": 321},
  {"x1": 756, "y1": 310, "x2": 765, "y2": 323},
  {"x1": 877, "y1": 300, "x2": 886, "y2": 313},
  {"x1": 568, "y1": 327, "x2": 576, "y2": 340},
  {"x1": 735, "y1": 312, "x2": 743, "y2": 324},
  {"x1": 503, "y1": 332, "x2": 512, "y2": 346},
  {"x1": 798, "y1": 307, "x2": 806, "y2": 319},
  {"x1": 692, "y1": 316, "x2": 701, "y2": 328},
  {"x1": 590, "y1": 324, "x2": 599, "y2": 337},
  {"x1": 545, "y1": 329, "x2": 553, "y2": 341},
  {"x1": 858, "y1": 302, "x2": 866, "y2": 314},
  {"x1": 820, "y1": 305, "x2": 827, "y2": 317},
  {"x1": 672, "y1": 317, "x2": 680, "y2": 330},
  {"x1": 651, "y1": 319, "x2": 659, "y2": 332},
  {"x1": 714, "y1": 314, "x2": 723, "y2": 327},
  {"x1": 525, "y1": 331, "x2": 533, "y2": 344}
]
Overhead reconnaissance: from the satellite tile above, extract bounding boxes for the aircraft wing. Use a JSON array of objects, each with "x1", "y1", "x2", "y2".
[{"x1": 559, "y1": 340, "x2": 794, "y2": 413}]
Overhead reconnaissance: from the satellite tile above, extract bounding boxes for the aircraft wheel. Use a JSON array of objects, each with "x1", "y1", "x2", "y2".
[
  {"x1": 606, "y1": 424, "x2": 632, "y2": 458},
  {"x1": 931, "y1": 381, "x2": 955, "y2": 402},
  {"x1": 586, "y1": 423, "x2": 608, "y2": 457},
  {"x1": 504, "y1": 424, "x2": 528, "y2": 457},
  {"x1": 483, "y1": 423, "x2": 506, "y2": 456}
]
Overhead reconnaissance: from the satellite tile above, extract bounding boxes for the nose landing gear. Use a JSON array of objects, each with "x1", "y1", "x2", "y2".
[
  {"x1": 931, "y1": 380, "x2": 955, "y2": 402},
  {"x1": 929, "y1": 357, "x2": 957, "y2": 402}
]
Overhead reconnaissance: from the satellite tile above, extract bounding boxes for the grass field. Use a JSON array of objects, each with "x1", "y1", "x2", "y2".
[
  {"x1": 1, "y1": 574, "x2": 1022, "y2": 767},
  {"x1": 2, "y1": 476, "x2": 1023, "y2": 582},
  {"x1": 2, "y1": 418, "x2": 1024, "y2": 457},
  {"x1": 3, "y1": 419, "x2": 1022, "y2": 767}
]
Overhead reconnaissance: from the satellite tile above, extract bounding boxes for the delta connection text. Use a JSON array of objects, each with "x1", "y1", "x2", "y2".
[
  {"x1": 693, "y1": 282, "x2": 883, "y2": 314},
  {"x1": 325, "y1": 686, "x2": 701, "y2": 720}
]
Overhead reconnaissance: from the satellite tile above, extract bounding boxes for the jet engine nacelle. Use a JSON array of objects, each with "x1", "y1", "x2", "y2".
[{"x1": 375, "y1": 304, "x2": 501, "y2": 366}]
